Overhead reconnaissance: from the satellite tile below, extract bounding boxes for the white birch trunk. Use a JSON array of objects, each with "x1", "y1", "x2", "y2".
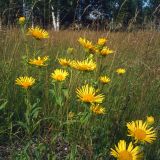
[
  {"x1": 31, "y1": 7, "x2": 34, "y2": 27},
  {"x1": 51, "y1": 5, "x2": 60, "y2": 31},
  {"x1": 51, "y1": 5, "x2": 57, "y2": 31},
  {"x1": 56, "y1": 9, "x2": 60, "y2": 31}
]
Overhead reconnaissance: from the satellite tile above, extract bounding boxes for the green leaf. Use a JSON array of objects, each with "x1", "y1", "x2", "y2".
[
  {"x1": 0, "y1": 100, "x2": 8, "y2": 110},
  {"x1": 62, "y1": 88, "x2": 69, "y2": 98}
]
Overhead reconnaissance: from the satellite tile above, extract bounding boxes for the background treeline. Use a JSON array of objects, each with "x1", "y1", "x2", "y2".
[{"x1": 0, "y1": 0, "x2": 160, "y2": 30}]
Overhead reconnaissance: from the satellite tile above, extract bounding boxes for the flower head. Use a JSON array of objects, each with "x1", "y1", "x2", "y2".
[
  {"x1": 97, "y1": 38, "x2": 107, "y2": 46},
  {"x1": 99, "y1": 76, "x2": 111, "y2": 84},
  {"x1": 58, "y1": 58, "x2": 71, "y2": 67},
  {"x1": 127, "y1": 120, "x2": 157, "y2": 143},
  {"x1": 70, "y1": 59, "x2": 96, "y2": 71},
  {"x1": 100, "y1": 47, "x2": 113, "y2": 56},
  {"x1": 29, "y1": 56, "x2": 49, "y2": 67},
  {"x1": 78, "y1": 37, "x2": 95, "y2": 53},
  {"x1": 76, "y1": 84, "x2": 105, "y2": 103},
  {"x1": 116, "y1": 68, "x2": 126, "y2": 75},
  {"x1": 27, "y1": 26, "x2": 49, "y2": 40},
  {"x1": 15, "y1": 76, "x2": 35, "y2": 89},
  {"x1": 51, "y1": 69, "x2": 69, "y2": 81},
  {"x1": 90, "y1": 104, "x2": 106, "y2": 114},
  {"x1": 146, "y1": 116, "x2": 154, "y2": 125},
  {"x1": 19, "y1": 16, "x2": 25, "y2": 25},
  {"x1": 110, "y1": 140, "x2": 143, "y2": 160}
]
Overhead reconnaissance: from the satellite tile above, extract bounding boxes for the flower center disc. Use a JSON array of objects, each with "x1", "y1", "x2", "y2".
[
  {"x1": 23, "y1": 82, "x2": 30, "y2": 88},
  {"x1": 56, "y1": 75, "x2": 64, "y2": 80},
  {"x1": 119, "y1": 150, "x2": 133, "y2": 160},
  {"x1": 83, "y1": 94, "x2": 94, "y2": 102},
  {"x1": 134, "y1": 129, "x2": 146, "y2": 140}
]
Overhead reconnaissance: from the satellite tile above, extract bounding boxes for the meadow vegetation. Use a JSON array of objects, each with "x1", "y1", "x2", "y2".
[{"x1": 0, "y1": 22, "x2": 160, "y2": 159}]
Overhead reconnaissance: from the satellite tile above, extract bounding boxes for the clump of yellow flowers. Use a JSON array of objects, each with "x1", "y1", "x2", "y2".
[{"x1": 14, "y1": 20, "x2": 158, "y2": 160}]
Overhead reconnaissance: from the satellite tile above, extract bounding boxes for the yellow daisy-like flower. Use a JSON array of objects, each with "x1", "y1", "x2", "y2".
[
  {"x1": 51, "y1": 69, "x2": 69, "y2": 81},
  {"x1": 110, "y1": 140, "x2": 143, "y2": 160},
  {"x1": 27, "y1": 26, "x2": 49, "y2": 40},
  {"x1": 127, "y1": 120, "x2": 157, "y2": 143},
  {"x1": 15, "y1": 76, "x2": 35, "y2": 89},
  {"x1": 97, "y1": 38, "x2": 107, "y2": 46},
  {"x1": 146, "y1": 116, "x2": 154, "y2": 125},
  {"x1": 100, "y1": 47, "x2": 114, "y2": 56},
  {"x1": 29, "y1": 56, "x2": 49, "y2": 67},
  {"x1": 70, "y1": 59, "x2": 96, "y2": 71},
  {"x1": 78, "y1": 37, "x2": 94, "y2": 50},
  {"x1": 76, "y1": 84, "x2": 105, "y2": 103},
  {"x1": 99, "y1": 76, "x2": 111, "y2": 84},
  {"x1": 90, "y1": 104, "x2": 106, "y2": 115},
  {"x1": 116, "y1": 68, "x2": 126, "y2": 75},
  {"x1": 58, "y1": 58, "x2": 71, "y2": 67},
  {"x1": 19, "y1": 16, "x2": 25, "y2": 25}
]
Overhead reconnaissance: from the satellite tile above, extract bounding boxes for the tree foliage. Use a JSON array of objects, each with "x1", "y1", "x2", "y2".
[{"x1": 0, "y1": 0, "x2": 159, "y2": 29}]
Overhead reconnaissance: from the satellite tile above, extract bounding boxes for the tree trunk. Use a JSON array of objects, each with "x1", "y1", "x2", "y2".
[{"x1": 51, "y1": 5, "x2": 60, "y2": 31}]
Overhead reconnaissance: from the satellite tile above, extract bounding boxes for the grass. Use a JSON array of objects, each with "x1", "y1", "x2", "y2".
[{"x1": 0, "y1": 28, "x2": 160, "y2": 159}]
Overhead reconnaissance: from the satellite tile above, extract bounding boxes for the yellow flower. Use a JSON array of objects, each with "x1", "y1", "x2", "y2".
[
  {"x1": 90, "y1": 104, "x2": 106, "y2": 114},
  {"x1": 67, "y1": 47, "x2": 74, "y2": 54},
  {"x1": 110, "y1": 140, "x2": 143, "y2": 160},
  {"x1": 100, "y1": 47, "x2": 113, "y2": 55},
  {"x1": 15, "y1": 76, "x2": 35, "y2": 89},
  {"x1": 116, "y1": 68, "x2": 126, "y2": 75},
  {"x1": 76, "y1": 84, "x2": 105, "y2": 103},
  {"x1": 27, "y1": 26, "x2": 49, "y2": 40},
  {"x1": 29, "y1": 56, "x2": 49, "y2": 67},
  {"x1": 19, "y1": 16, "x2": 25, "y2": 25},
  {"x1": 51, "y1": 69, "x2": 69, "y2": 81},
  {"x1": 58, "y1": 58, "x2": 71, "y2": 67},
  {"x1": 127, "y1": 120, "x2": 157, "y2": 143},
  {"x1": 70, "y1": 59, "x2": 96, "y2": 71},
  {"x1": 99, "y1": 76, "x2": 111, "y2": 84},
  {"x1": 78, "y1": 37, "x2": 94, "y2": 51},
  {"x1": 146, "y1": 116, "x2": 154, "y2": 125},
  {"x1": 97, "y1": 38, "x2": 107, "y2": 46}
]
